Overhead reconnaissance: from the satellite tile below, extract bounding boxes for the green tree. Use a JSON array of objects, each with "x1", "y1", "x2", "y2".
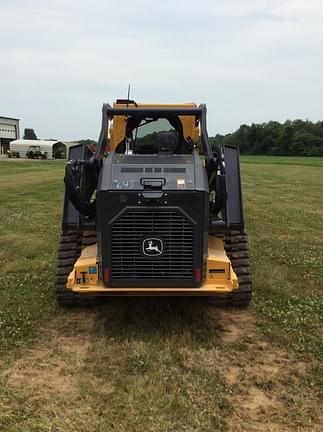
[{"x1": 23, "y1": 128, "x2": 37, "y2": 140}]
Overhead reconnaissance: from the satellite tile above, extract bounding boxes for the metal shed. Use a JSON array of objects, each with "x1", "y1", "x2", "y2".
[
  {"x1": 9, "y1": 140, "x2": 67, "y2": 159},
  {"x1": 0, "y1": 116, "x2": 20, "y2": 155}
]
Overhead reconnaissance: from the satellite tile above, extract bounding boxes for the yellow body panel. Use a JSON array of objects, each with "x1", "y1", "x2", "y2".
[
  {"x1": 109, "y1": 102, "x2": 200, "y2": 152},
  {"x1": 66, "y1": 237, "x2": 238, "y2": 296}
]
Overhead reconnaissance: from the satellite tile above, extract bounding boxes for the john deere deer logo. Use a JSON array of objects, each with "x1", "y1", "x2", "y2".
[{"x1": 143, "y1": 238, "x2": 163, "y2": 256}]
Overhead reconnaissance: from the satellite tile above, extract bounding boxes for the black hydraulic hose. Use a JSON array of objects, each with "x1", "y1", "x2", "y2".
[{"x1": 64, "y1": 162, "x2": 96, "y2": 217}]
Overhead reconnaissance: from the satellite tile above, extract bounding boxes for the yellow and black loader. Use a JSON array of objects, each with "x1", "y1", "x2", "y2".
[{"x1": 55, "y1": 100, "x2": 251, "y2": 306}]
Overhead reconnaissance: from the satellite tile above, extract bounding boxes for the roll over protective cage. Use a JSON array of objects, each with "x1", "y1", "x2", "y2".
[
  {"x1": 63, "y1": 103, "x2": 244, "y2": 232},
  {"x1": 94, "y1": 104, "x2": 215, "y2": 172}
]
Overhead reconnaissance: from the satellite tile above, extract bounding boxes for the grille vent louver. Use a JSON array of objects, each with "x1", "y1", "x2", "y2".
[
  {"x1": 163, "y1": 167, "x2": 186, "y2": 173},
  {"x1": 111, "y1": 210, "x2": 195, "y2": 280},
  {"x1": 121, "y1": 167, "x2": 144, "y2": 173}
]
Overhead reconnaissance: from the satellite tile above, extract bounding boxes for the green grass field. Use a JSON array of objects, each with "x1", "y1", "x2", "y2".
[{"x1": 0, "y1": 157, "x2": 322, "y2": 431}]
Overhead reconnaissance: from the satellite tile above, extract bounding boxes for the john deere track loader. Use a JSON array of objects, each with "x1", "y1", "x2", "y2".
[{"x1": 55, "y1": 100, "x2": 252, "y2": 306}]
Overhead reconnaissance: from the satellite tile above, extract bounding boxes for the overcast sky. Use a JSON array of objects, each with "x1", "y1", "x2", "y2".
[{"x1": 1, "y1": 0, "x2": 322, "y2": 140}]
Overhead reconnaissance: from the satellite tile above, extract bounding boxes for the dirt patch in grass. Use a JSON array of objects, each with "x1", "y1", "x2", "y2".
[
  {"x1": 188, "y1": 308, "x2": 322, "y2": 432},
  {"x1": 2, "y1": 310, "x2": 96, "y2": 396},
  {"x1": 222, "y1": 332, "x2": 322, "y2": 431},
  {"x1": 241, "y1": 386, "x2": 281, "y2": 411},
  {"x1": 223, "y1": 345, "x2": 290, "y2": 386},
  {"x1": 209, "y1": 308, "x2": 257, "y2": 343},
  {"x1": 241, "y1": 344, "x2": 306, "y2": 380}
]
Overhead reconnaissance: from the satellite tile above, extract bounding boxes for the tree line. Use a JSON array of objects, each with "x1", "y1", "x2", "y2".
[{"x1": 210, "y1": 120, "x2": 323, "y2": 156}]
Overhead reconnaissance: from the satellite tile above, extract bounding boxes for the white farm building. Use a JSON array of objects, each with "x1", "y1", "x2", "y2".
[
  {"x1": 9, "y1": 139, "x2": 67, "y2": 159},
  {"x1": 0, "y1": 116, "x2": 20, "y2": 155}
]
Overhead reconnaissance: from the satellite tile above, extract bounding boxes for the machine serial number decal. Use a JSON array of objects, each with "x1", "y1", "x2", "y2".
[{"x1": 116, "y1": 179, "x2": 135, "y2": 189}]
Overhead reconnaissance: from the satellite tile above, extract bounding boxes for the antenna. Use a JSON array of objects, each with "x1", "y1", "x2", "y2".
[{"x1": 127, "y1": 84, "x2": 131, "y2": 107}]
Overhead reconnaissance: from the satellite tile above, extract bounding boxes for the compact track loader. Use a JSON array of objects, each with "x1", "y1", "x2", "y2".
[{"x1": 55, "y1": 100, "x2": 252, "y2": 306}]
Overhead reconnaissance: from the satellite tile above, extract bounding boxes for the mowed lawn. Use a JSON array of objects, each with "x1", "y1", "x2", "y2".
[{"x1": 0, "y1": 157, "x2": 322, "y2": 432}]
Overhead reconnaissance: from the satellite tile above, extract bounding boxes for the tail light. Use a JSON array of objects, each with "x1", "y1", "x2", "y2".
[
  {"x1": 103, "y1": 268, "x2": 110, "y2": 282},
  {"x1": 194, "y1": 267, "x2": 201, "y2": 283}
]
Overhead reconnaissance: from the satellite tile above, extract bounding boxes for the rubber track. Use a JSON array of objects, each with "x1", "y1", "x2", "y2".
[
  {"x1": 54, "y1": 230, "x2": 97, "y2": 307},
  {"x1": 209, "y1": 230, "x2": 252, "y2": 307}
]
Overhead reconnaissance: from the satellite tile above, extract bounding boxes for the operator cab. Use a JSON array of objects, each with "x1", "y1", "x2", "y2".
[{"x1": 115, "y1": 116, "x2": 194, "y2": 155}]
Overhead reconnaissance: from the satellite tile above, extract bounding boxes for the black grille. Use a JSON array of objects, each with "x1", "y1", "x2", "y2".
[
  {"x1": 111, "y1": 210, "x2": 195, "y2": 280},
  {"x1": 121, "y1": 167, "x2": 143, "y2": 173},
  {"x1": 116, "y1": 155, "x2": 193, "y2": 164},
  {"x1": 163, "y1": 167, "x2": 186, "y2": 173}
]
